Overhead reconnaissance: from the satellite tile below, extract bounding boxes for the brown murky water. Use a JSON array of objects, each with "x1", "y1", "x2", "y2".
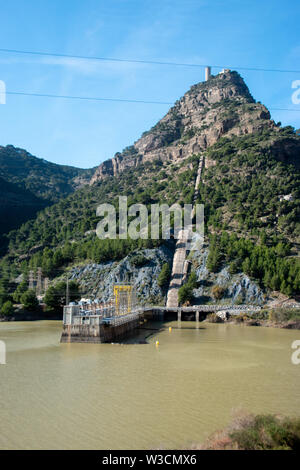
[{"x1": 0, "y1": 320, "x2": 299, "y2": 449}]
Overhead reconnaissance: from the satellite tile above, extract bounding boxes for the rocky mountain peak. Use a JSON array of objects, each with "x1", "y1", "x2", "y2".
[{"x1": 90, "y1": 70, "x2": 275, "y2": 184}]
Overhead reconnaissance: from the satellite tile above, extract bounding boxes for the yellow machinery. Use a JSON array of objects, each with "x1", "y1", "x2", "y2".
[{"x1": 113, "y1": 284, "x2": 133, "y2": 316}]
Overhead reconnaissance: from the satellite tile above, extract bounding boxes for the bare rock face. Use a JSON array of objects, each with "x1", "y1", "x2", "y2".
[
  {"x1": 68, "y1": 246, "x2": 173, "y2": 304},
  {"x1": 90, "y1": 71, "x2": 276, "y2": 184}
]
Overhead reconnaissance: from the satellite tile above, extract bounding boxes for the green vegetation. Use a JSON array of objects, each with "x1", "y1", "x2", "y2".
[
  {"x1": 1, "y1": 300, "x2": 14, "y2": 316},
  {"x1": 30, "y1": 238, "x2": 161, "y2": 276},
  {"x1": 157, "y1": 263, "x2": 171, "y2": 289},
  {"x1": 242, "y1": 310, "x2": 269, "y2": 321},
  {"x1": 197, "y1": 413, "x2": 300, "y2": 450},
  {"x1": 44, "y1": 281, "x2": 80, "y2": 311},
  {"x1": 0, "y1": 146, "x2": 94, "y2": 241},
  {"x1": 0, "y1": 288, "x2": 11, "y2": 310},
  {"x1": 205, "y1": 232, "x2": 300, "y2": 296},
  {"x1": 178, "y1": 272, "x2": 197, "y2": 305},
  {"x1": 130, "y1": 254, "x2": 150, "y2": 267},
  {"x1": 1, "y1": 75, "x2": 300, "y2": 303},
  {"x1": 199, "y1": 127, "x2": 300, "y2": 297},
  {"x1": 219, "y1": 309, "x2": 300, "y2": 327},
  {"x1": 1, "y1": 128, "x2": 300, "y2": 299},
  {"x1": 0, "y1": 145, "x2": 93, "y2": 203},
  {"x1": 13, "y1": 280, "x2": 28, "y2": 303},
  {"x1": 0, "y1": 270, "x2": 12, "y2": 309},
  {"x1": 20, "y1": 290, "x2": 39, "y2": 311},
  {"x1": 199, "y1": 129, "x2": 300, "y2": 242},
  {"x1": 268, "y1": 308, "x2": 300, "y2": 323},
  {"x1": 211, "y1": 285, "x2": 226, "y2": 300},
  {"x1": 0, "y1": 176, "x2": 47, "y2": 240},
  {"x1": 0, "y1": 156, "x2": 199, "y2": 297},
  {"x1": 230, "y1": 414, "x2": 300, "y2": 450}
]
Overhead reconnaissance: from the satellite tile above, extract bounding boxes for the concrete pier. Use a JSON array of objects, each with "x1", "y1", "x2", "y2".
[
  {"x1": 61, "y1": 316, "x2": 140, "y2": 343},
  {"x1": 178, "y1": 309, "x2": 182, "y2": 322}
]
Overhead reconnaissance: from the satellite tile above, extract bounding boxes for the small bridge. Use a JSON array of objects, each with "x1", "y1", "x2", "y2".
[{"x1": 142, "y1": 304, "x2": 262, "y2": 321}]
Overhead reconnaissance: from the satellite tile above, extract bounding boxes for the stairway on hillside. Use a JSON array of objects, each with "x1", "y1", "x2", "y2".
[
  {"x1": 166, "y1": 228, "x2": 192, "y2": 308},
  {"x1": 166, "y1": 155, "x2": 205, "y2": 308}
]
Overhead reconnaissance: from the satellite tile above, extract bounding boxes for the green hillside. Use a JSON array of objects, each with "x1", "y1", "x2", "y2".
[
  {"x1": 1, "y1": 71, "x2": 300, "y2": 302},
  {"x1": 0, "y1": 145, "x2": 94, "y2": 240},
  {"x1": 0, "y1": 145, "x2": 94, "y2": 202},
  {"x1": 0, "y1": 176, "x2": 47, "y2": 250},
  {"x1": 3, "y1": 155, "x2": 198, "y2": 270}
]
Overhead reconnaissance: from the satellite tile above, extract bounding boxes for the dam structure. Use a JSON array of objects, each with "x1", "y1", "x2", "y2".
[
  {"x1": 61, "y1": 283, "x2": 262, "y2": 343},
  {"x1": 61, "y1": 283, "x2": 142, "y2": 343},
  {"x1": 61, "y1": 155, "x2": 262, "y2": 344}
]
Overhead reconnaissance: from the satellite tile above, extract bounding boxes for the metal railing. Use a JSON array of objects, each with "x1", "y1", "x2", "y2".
[{"x1": 101, "y1": 312, "x2": 140, "y2": 327}]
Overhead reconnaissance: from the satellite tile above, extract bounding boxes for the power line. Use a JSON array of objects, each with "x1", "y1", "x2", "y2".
[
  {"x1": 0, "y1": 47, "x2": 299, "y2": 74},
  {"x1": 5, "y1": 90, "x2": 300, "y2": 112},
  {"x1": 6, "y1": 91, "x2": 173, "y2": 105}
]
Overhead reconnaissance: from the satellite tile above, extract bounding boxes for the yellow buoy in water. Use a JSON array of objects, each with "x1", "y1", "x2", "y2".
[{"x1": 156, "y1": 341, "x2": 159, "y2": 346}]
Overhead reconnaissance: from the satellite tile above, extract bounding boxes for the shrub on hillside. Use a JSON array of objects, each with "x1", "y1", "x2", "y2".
[
  {"x1": 211, "y1": 285, "x2": 226, "y2": 300},
  {"x1": 178, "y1": 284, "x2": 193, "y2": 305},
  {"x1": 44, "y1": 281, "x2": 80, "y2": 311},
  {"x1": 194, "y1": 413, "x2": 300, "y2": 450},
  {"x1": 20, "y1": 289, "x2": 38, "y2": 311},
  {"x1": 178, "y1": 272, "x2": 197, "y2": 305},
  {"x1": 157, "y1": 263, "x2": 171, "y2": 289},
  {"x1": 229, "y1": 414, "x2": 300, "y2": 450},
  {"x1": 1, "y1": 300, "x2": 14, "y2": 316},
  {"x1": 13, "y1": 280, "x2": 28, "y2": 303},
  {"x1": 130, "y1": 254, "x2": 149, "y2": 267},
  {"x1": 269, "y1": 308, "x2": 300, "y2": 323}
]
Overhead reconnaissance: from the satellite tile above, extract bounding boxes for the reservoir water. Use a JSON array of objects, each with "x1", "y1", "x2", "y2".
[{"x1": 0, "y1": 320, "x2": 299, "y2": 449}]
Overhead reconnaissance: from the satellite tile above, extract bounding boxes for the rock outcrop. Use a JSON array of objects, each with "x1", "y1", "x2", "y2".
[
  {"x1": 69, "y1": 245, "x2": 174, "y2": 304},
  {"x1": 90, "y1": 70, "x2": 275, "y2": 184},
  {"x1": 190, "y1": 246, "x2": 265, "y2": 305}
]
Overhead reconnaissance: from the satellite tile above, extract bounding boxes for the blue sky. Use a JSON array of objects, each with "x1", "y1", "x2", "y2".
[{"x1": 0, "y1": 0, "x2": 299, "y2": 168}]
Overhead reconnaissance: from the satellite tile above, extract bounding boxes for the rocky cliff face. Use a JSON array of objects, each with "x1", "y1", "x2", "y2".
[
  {"x1": 68, "y1": 245, "x2": 174, "y2": 304},
  {"x1": 190, "y1": 246, "x2": 265, "y2": 305},
  {"x1": 90, "y1": 70, "x2": 276, "y2": 184}
]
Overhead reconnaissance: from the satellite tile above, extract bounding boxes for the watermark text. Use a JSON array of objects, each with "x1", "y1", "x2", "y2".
[
  {"x1": 0, "y1": 80, "x2": 6, "y2": 105},
  {"x1": 291, "y1": 80, "x2": 300, "y2": 105},
  {"x1": 0, "y1": 340, "x2": 6, "y2": 364},
  {"x1": 291, "y1": 340, "x2": 300, "y2": 365},
  {"x1": 96, "y1": 197, "x2": 204, "y2": 251}
]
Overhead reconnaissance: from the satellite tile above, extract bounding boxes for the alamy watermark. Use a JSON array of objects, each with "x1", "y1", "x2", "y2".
[
  {"x1": 0, "y1": 340, "x2": 6, "y2": 364},
  {"x1": 0, "y1": 80, "x2": 6, "y2": 104},
  {"x1": 96, "y1": 197, "x2": 204, "y2": 251},
  {"x1": 291, "y1": 80, "x2": 300, "y2": 105},
  {"x1": 291, "y1": 340, "x2": 300, "y2": 365}
]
